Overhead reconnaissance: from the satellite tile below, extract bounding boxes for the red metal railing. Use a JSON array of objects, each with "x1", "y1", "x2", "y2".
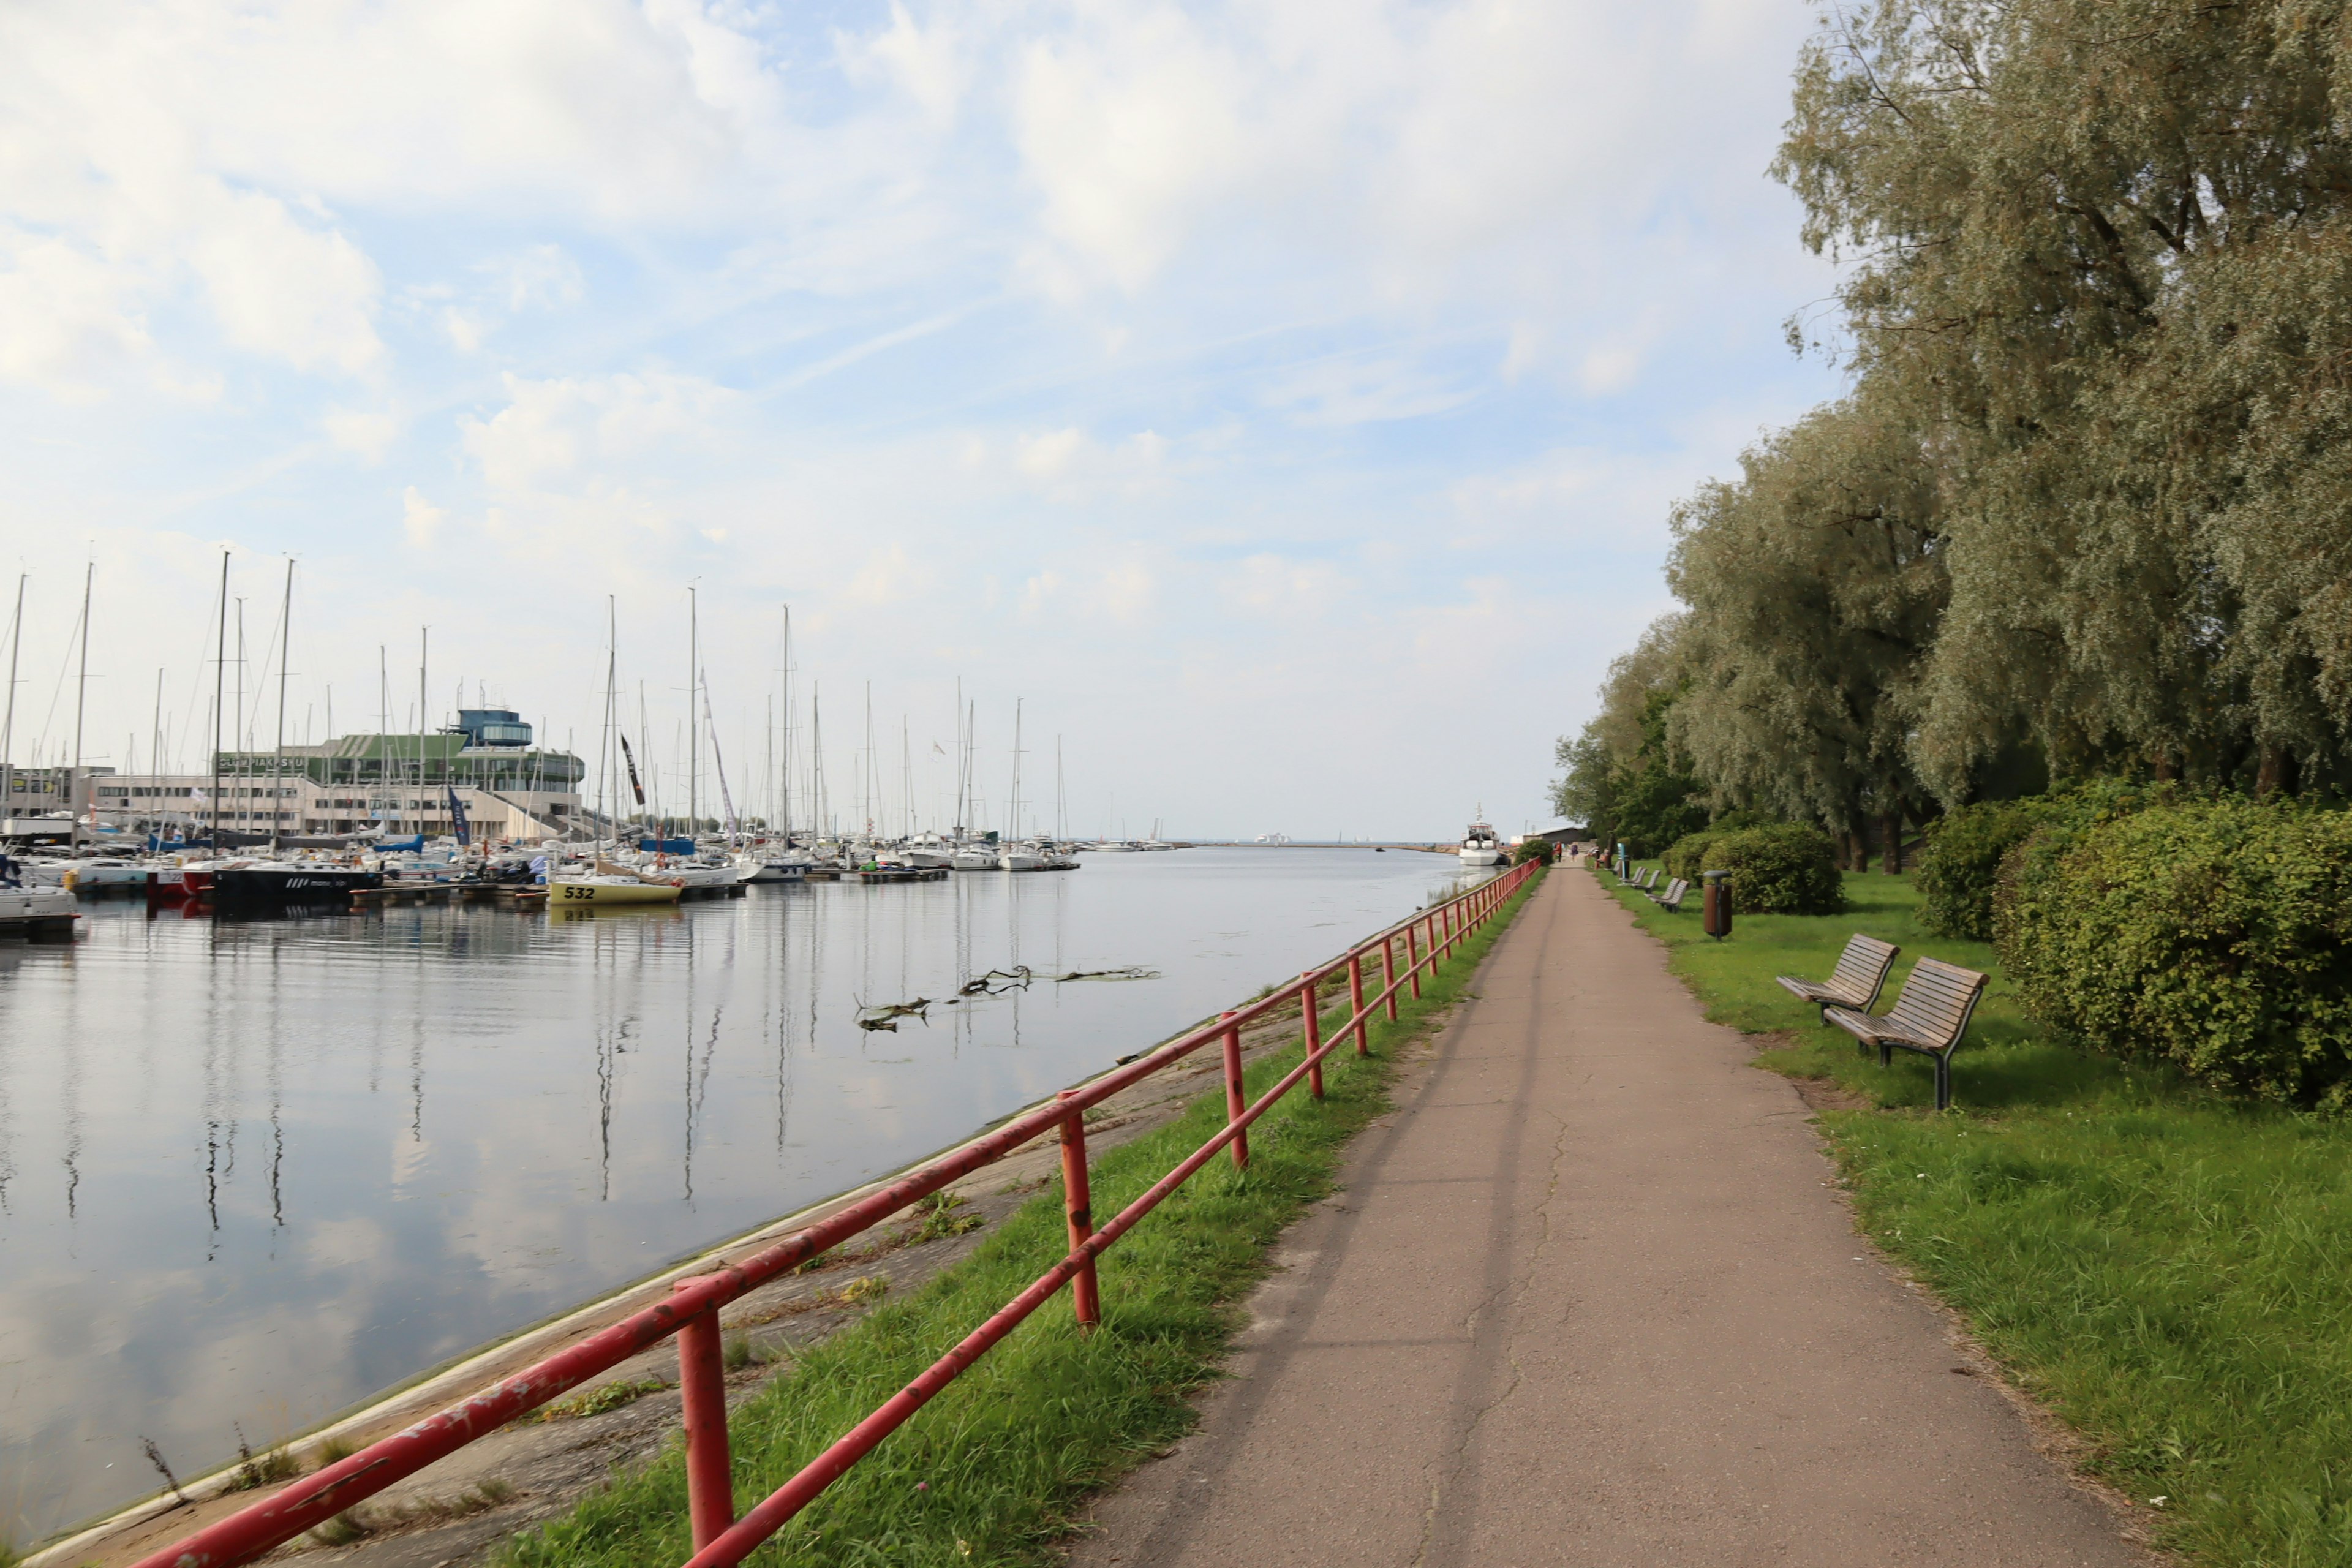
[{"x1": 131, "y1": 858, "x2": 1541, "y2": 1568}]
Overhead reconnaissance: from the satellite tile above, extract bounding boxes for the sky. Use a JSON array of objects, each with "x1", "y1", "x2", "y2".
[{"x1": 0, "y1": 0, "x2": 1841, "y2": 842}]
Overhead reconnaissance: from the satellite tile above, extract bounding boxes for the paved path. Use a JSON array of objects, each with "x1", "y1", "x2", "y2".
[{"x1": 1071, "y1": 870, "x2": 2147, "y2": 1568}]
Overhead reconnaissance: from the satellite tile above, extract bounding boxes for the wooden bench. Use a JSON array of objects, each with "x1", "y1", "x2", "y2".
[
  {"x1": 1774, "y1": 934, "x2": 1899, "y2": 1023},
  {"x1": 1825, "y1": 958, "x2": 1989, "y2": 1111},
  {"x1": 1648, "y1": 876, "x2": 1687, "y2": 911},
  {"x1": 1635, "y1": 866, "x2": 1659, "y2": 891}
]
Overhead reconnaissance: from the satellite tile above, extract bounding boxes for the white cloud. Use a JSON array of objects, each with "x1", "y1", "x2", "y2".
[
  {"x1": 401, "y1": 486, "x2": 447, "y2": 549},
  {"x1": 486, "y1": 244, "x2": 587, "y2": 312},
  {"x1": 326, "y1": 407, "x2": 400, "y2": 462},
  {"x1": 461, "y1": 371, "x2": 735, "y2": 492},
  {"x1": 1221, "y1": 552, "x2": 1349, "y2": 620}
]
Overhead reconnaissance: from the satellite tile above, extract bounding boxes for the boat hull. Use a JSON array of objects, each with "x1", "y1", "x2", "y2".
[
  {"x1": 211, "y1": 867, "x2": 385, "y2": 910},
  {"x1": 549, "y1": 878, "x2": 684, "y2": 906},
  {"x1": 1458, "y1": 848, "x2": 1502, "y2": 867}
]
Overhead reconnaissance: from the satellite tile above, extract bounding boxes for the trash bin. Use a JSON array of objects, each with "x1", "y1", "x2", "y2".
[{"x1": 1701, "y1": 869, "x2": 1732, "y2": 940}]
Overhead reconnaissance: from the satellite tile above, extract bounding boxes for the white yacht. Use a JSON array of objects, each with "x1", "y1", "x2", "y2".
[
  {"x1": 1460, "y1": 819, "x2": 1504, "y2": 867},
  {"x1": 950, "y1": 841, "x2": 1000, "y2": 872},
  {"x1": 998, "y1": 842, "x2": 1047, "y2": 872}
]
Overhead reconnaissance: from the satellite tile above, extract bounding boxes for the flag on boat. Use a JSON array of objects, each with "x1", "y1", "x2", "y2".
[{"x1": 445, "y1": 785, "x2": 471, "y2": 846}]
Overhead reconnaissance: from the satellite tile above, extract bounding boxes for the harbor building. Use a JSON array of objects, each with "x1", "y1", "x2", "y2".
[{"x1": 10, "y1": 709, "x2": 585, "y2": 844}]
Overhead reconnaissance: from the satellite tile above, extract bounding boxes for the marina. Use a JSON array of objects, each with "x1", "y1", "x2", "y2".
[{"x1": 0, "y1": 846, "x2": 1490, "y2": 1543}]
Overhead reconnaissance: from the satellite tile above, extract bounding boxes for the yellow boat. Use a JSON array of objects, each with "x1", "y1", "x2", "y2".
[{"x1": 546, "y1": 875, "x2": 684, "y2": 907}]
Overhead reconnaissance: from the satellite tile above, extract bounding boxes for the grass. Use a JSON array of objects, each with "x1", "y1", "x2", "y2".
[
  {"x1": 498, "y1": 874, "x2": 1539, "y2": 1568},
  {"x1": 1599, "y1": 860, "x2": 2352, "y2": 1568}
]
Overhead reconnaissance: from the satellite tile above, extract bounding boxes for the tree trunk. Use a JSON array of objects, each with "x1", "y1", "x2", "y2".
[
  {"x1": 2256, "y1": 744, "x2": 2289, "y2": 800},
  {"x1": 1848, "y1": 828, "x2": 1870, "y2": 874},
  {"x1": 1881, "y1": 809, "x2": 1903, "y2": 873},
  {"x1": 2152, "y1": 748, "x2": 2177, "y2": 783}
]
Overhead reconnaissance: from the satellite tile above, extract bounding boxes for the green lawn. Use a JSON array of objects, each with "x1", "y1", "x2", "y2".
[
  {"x1": 489, "y1": 876, "x2": 1540, "y2": 1568},
  {"x1": 1601, "y1": 863, "x2": 2352, "y2": 1568}
]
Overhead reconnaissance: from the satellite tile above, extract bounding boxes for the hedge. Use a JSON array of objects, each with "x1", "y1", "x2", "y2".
[
  {"x1": 1915, "y1": 799, "x2": 2049, "y2": 940},
  {"x1": 1660, "y1": 822, "x2": 1845, "y2": 915},
  {"x1": 1994, "y1": 797, "x2": 2352, "y2": 1108}
]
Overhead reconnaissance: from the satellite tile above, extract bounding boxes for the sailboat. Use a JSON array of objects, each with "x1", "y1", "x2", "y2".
[
  {"x1": 547, "y1": 601, "x2": 682, "y2": 907},
  {"x1": 998, "y1": 698, "x2": 1045, "y2": 871}
]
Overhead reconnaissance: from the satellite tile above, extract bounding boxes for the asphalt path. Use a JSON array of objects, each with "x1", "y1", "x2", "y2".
[{"x1": 1069, "y1": 869, "x2": 2149, "y2": 1567}]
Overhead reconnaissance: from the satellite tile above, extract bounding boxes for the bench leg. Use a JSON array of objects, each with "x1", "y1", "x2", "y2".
[
  {"x1": 1934, "y1": 1054, "x2": 1953, "y2": 1112},
  {"x1": 1877, "y1": 1042, "x2": 1893, "y2": 1068}
]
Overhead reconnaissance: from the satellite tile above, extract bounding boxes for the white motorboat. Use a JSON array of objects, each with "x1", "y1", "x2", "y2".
[
  {"x1": 1460, "y1": 820, "x2": 1504, "y2": 867},
  {"x1": 998, "y1": 842, "x2": 1047, "y2": 872},
  {"x1": 0, "y1": 881, "x2": 78, "y2": 937},
  {"x1": 738, "y1": 844, "x2": 815, "y2": 883},
  {"x1": 1089, "y1": 839, "x2": 1136, "y2": 853},
  {"x1": 951, "y1": 843, "x2": 1000, "y2": 870},
  {"x1": 641, "y1": 861, "x2": 742, "y2": 890},
  {"x1": 31, "y1": 857, "x2": 151, "y2": 889}
]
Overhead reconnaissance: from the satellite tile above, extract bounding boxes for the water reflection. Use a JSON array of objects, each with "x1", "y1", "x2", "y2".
[{"x1": 0, "y1": 849, "x2": 1483, "y2": 1544}]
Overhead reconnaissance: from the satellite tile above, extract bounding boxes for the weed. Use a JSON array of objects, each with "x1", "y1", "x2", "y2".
[
  {"x1": 838, "y1": 1275, "x2": 888, "y2": 1306},
  {"x1": 310, "y1": 1434, "x2": 358, "y2": 1471},
  {"x1": 0, "y1": 1536, "x2": 18, "y2": 1568},
  {"x1": 724, "y1": 1335, "x2": 755, "y2": 1373},
  {"x1": 225, "y1": 1428, "x2": 299, "y2": 1493},
  {"x1": 529, "y1": 1378, "x2": 668, "y2": 1423},
  {"x1": 905, "y1": 1191, "x2": 984, "y2": 1245},
  {"x1": 310, "y1": 1510, "x2": 372, "y2": 1547},
  {"x1": 497, "y1": 875, "x2": 1540, "y2": 1568}
]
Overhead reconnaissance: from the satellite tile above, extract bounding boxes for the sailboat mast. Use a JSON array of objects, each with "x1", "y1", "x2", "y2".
[
  {"x1": 1009, "y1": 697, "x2": 1023, "y2": 842},
  {"x1": 70, "y1": 560, "x2": 91, "y2": 849},
  {"x1": 418, "y1": 627, "x2": 429, "y2": 809},
  {"x1": 211, "y1": 553, "x2": 228, "y2": 848},
  {"x1": 780, "y1": 604, "x2": 791, "y2": 843},
  {"x1": 271, "y1": 559, "x2": 293, "y2": 853},
  {"x1": 687, "y1": 584, "x2": 699, "y2": 840},
  {"x1": 600, "y1": 597, "x2": 617, "y2": 851},
  {"x1": 0, "y1": 572, "x2": 23, "y2": 815}
]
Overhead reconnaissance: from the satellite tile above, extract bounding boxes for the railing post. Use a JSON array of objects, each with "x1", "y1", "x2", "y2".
[
  {"x1": 1347, "y1": 952, "x2": 1368, "y2": 1054},
  {"x1": 1406, "y1": 922, "x2": 1422, "y2": 999},
  {"x1": 1300, "y1": 974, "x2": 1324, "y2": 1099},
  {"x1": 1058, "y1": 1090, "x2": 1101, "y2": 1328},
  {"x1": 1382, "y1": 935, "x2": 1400, "y2": 1019},
  {"x1": 674, "y1": 1287, "x2": 734, "y2": 1551},
  {"x1": 1221, "y1": 1011, "x2": 1249, "y2": 1169}
]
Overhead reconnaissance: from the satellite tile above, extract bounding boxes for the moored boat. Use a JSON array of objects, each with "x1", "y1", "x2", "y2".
[
  {"x1": 548, "y1": 875, "x2": 684, "y2": 907},
  {"x1": 211, "y1": 863, "x2": 385, "y2": 911},
  {"x1": 1459, "y1": 819, "x2": 1504, "y2": 867}
]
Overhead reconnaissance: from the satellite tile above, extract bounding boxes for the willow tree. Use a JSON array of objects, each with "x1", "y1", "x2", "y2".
[
  {"x1": 1553, "y1": 615, "x2": 1707, "y2": 854},
  {"x1": 1667, "y1": 394, "x2": 1945, "y2": 865},
  {"x1": 1776, "y1": 0, "x2": 2352, "y2": 794}
]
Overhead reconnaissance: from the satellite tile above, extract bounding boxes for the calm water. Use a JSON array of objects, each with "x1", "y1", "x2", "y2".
[{"x1": 0, "y1": 848, "x2": 1478, "y2": 1542}]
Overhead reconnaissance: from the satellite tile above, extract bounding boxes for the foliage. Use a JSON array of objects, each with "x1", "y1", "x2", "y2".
[
  {"x1": 1915, "y1": 799, "x2": 2051, "y2": 940},
  {"x1": 1663, "y1": 823, "x2": 1845, "y2": 914},
  {"x1": 1585, "y1": 0, "x2": 2352, "y2": 821},
  {"x1": 1552, "y1": 617, "x2": 1706, "y2": 855},
  {"x1": 499, "y1": 883, "x2": 1539, "y2": 1568},
  {"x1": 1996, "y1": 797, "x2": 2352, "y2": 1107},
  {"x1": 1667, "y1": 390, "x2": 1944, "y2": 837},
  {"x1": 1604, "y1": 870, "x2": 2352, "y2": 1567},
  {"x1": 1512, "y1": 839, "x2": 1555, "y2": 865}
]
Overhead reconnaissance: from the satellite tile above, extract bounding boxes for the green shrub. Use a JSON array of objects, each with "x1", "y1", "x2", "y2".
[
  {"x1": 1660, "y1": 829, "x2": 1722, "y2": 883},
  {"x1": 1667, "y1": 823, "x2": 1844, "y2": 914},
  {"x1": 1915, "y1": 800, "x2": 2048, "y2": 940},
  {"x1": 1995, "y1": 797, "x2": 2352, "y2": 1107}
]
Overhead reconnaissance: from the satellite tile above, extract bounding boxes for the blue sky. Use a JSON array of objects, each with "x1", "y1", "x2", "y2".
[{"x1": 0, "y1": 0, "x2": 1839, "y2": 839}]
